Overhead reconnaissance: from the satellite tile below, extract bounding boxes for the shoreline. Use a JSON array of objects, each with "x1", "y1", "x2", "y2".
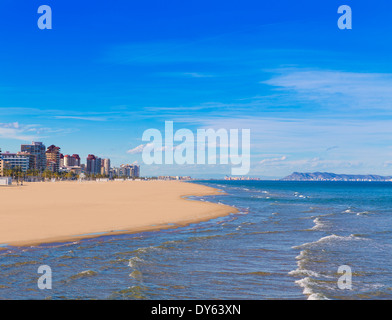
[{"x1": 0, "y1": 180, "x2": 238, "y2": 249}]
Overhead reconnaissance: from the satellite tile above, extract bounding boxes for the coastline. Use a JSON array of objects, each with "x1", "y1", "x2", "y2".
[{"x1": 0, "y1": 180, "x2": 238, "y2": 248}]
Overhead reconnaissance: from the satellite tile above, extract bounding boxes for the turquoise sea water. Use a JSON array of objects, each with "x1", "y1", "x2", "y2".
[{"x1": 0, "y1": 180, "x2": 391, "y2": 300}]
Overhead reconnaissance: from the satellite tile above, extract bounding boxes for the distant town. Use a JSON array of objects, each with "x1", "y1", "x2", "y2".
[
  {"x1": 224, "y1": 176, "x2": 262, "y2": 181},
  {"x1": 0, "y1": 141, "x2": 192, "y2": 184}
]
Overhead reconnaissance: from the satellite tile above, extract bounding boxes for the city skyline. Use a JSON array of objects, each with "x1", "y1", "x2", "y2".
[
  {"x1": 1, "y1": 1, "x2": 392, "y2": 178},
  {"x1": 0, "y1": 141, "x2": 140, "y2": 179}
]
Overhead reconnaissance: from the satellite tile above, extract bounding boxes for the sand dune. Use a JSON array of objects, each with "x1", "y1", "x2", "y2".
[{"x1": 0, "y1": 180, "x2": 237, "y2": 247}]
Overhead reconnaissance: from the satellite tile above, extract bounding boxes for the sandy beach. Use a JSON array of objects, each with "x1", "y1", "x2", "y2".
[{"x1": 0, "y1": 180, "x2": 237, "y2": 247}]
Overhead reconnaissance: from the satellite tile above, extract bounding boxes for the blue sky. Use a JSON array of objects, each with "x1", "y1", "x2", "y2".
[{"x1": 1, "y1": 0, "x2": 392, "y2": 178}]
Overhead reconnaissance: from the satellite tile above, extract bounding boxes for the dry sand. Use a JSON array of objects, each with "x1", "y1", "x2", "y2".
[{"x1": 0, "y1": 180, "x2": 237, "y2": 247}]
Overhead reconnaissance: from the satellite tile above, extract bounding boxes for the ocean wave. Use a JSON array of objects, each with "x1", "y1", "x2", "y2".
[
  {"x1": 289, "y1": 268, "x2": 321, "y2": 278},
  {"x1": 308, "y1": 293, "x2": 330, "y2": 300},
  {"x1": 294, "y1": 277, "x2": 330, "y2": 300},
  {"x1": 129, "y1": 270, "x2": 143, "y2": 279},
  {"x1": 309, "y1": 217, "x2": 327, "y2": 231},
  {"x1": 343, "y1": 207, "x2": 376, "y2": 216},
  {"x1": 69, "y1": 270, "x2": 98, "y2": 280},
  {"x1": 128, "y1": 257, "x2": 144, "y2": 268},
  {"x1": 295, "y1": 249, "x2": 308, "y2": 261},
  {"x1": 292, "y1": 234, "x2": 367, "y2": 250},
  {"x1": 294, "y1": 192, "x2": 309, "y2": 199},
  {"x1": 356, "y1": 211, "x2": 375, "y2": 216},
  {"x1": 109, "y1": 285, "x2": 148, "y2": 299}
]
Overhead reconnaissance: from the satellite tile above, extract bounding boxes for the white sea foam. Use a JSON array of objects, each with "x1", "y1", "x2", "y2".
[
  {"x1": 295, "y1": 277, "x2": 313, "y2": 294},
  {"x1": 292, "y1": 234, "x2": 366, "y2": 250},
  {"x1": 291, "y1": 268, "x2": 330, "y2": 300},
  {"x1": 289, "y1": 268, "x2": 321, "y2": 278},
  {"x1": 356, "y1": 211, "x2": 372, "y2": 216},
  {"x1": 295, "y1": 277, "x2": 330, "y2": 299},
  {"x1": 290, "y1": 249, "x2": 321, "y2": 279},
  {"x1": 295, "y1": 249, "x2": 308, "y2": 260},
  {"x1": 310, "y1": 217, "x2": 326, "y2": 231},
  {"x1": 294, "y1": 192, "x2": 309, "y2": 199},
  {"x1": 128, "y1": 256, "x2": 144, "y2": 268},
  {"x1": 308, "y1": 293, "x2": 330, "y2": 300},
  {"x1": 290, "y1": 233, "x2": 367, "y2": 300}
]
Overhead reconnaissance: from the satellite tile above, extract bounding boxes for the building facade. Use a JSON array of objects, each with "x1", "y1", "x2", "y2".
[
  {"x1": 101, "y1": 158, "x2": 111, "y2": 175},
  {"x1": 60, "y1": 154, "x2": 64, "y2": 167},
  {"x1": 45, "y1": 145, "x2": 61, "y2": 172},
  {"x1": 72, "y1": 154, "x2": 81, "y2": 167},
  {"x1": 86, "y1": 154, "x2": 102, "y2": 175},
  {"x1": 113, "y1": 164, "x2": 140, "y2": 178},
  {"x1": 64, "y1": 155, "x2": 72, "y2": 167},
  {"x1": 64, "y1": 154, "x2": 81, "y2": 167},
  {"x1": 1, "y1": 152, "x2": 31, "y2": 172},
  {"x1": 21, "y1": 142, "x2": 46, "y2": 172}
]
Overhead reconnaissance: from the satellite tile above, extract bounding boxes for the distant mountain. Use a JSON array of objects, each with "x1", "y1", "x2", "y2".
[{"x1": 281, "y1": 172, "x2": 392, "y2": 182}]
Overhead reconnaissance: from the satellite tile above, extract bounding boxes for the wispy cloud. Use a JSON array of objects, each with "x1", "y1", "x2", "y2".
[
  {"x1": 155, "y1": 72, "x2": 215, "y2": 78},
  {"x1": 127, "y1": 142, "x2": 186, "y2": 155},
  {"x1": 127, "y1": 143, "x2": 151, "y2": 155},
  {"x1": 263, "y1": 68, "x2": 392, "y2": 112},
  {"x1": 0, "y1": 122, "x2": 75, "y2": 141},
  {"x1": 183, "y1": 72, "x2": 214, "y2": 78},
  {"x1": 259, "y1": 156, "x2": 287, "y2": 165},
  {"x1": 0, "y1": 122, "x2": 41, "y2": 141},
  {"x1": 54, "y1": 116, "x2": 108, "y2": 122},
  {"x1": 257, "y1": 157, "x2": 362, "y2": 170}
]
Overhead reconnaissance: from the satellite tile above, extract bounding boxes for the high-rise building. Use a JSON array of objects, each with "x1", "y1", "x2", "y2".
[
  {"x1": 101, "y1": 158, "x2": 111, "y2": 175},
  {"x1": 18, "y1": 151, "x2": 36, "y2": 171},
  {"x1": 86, "y1": 154, "x2": 95, "y2": 173},
  {"x1": 132, "y1": 164, "x2": 140, "y2": 178},
  {"x1": 116, "y1": 164, "x2": 140, "y2": 178},
  {"x1": 1, "y1": 152, "x2": 31, "y2": 172},
  {"x1": 21, "y1": 142, "x2": 46, "y2": 172},
  {"x1": 95, "y1": 157, "x2": 102, "y2": 174},
  {"x1": 64, "y1": 155, "x2": 73, "y2": 167},
  {"x1": 0, "y1": 158, "x2": 3, "y2": 177},
  {"x1": 72, "y1": 154, "x2": 81, "y2": 167},
  {"x1": 45, "y1": 145, "x2": 61, "y2": 172},
  {"x1": 86, "y1": 154, "x2": 102, "y2": 175},
  {"x1": 63, "y1": 154, "x2": 81, "y2": 167},
  {"x1": 0, "y1": 149, "x2": 3, "y2": 176}
]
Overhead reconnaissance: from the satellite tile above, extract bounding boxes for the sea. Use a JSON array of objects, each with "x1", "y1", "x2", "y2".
[{"x1": 0, "y1": 180, "x2": 391, "y2": 300}]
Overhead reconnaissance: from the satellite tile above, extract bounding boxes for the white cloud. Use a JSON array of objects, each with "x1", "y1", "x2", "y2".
[
  {"x1": 0, "y1": 122, "x2": 40, "y2": 141},
  {"x1": 54, "y1": 116, "x2": 108, "y2": 121},
  {"x1": 127, "y1": 143, "x2": 152, "y2": 154},
  {"x1": 259, "y1": 155, "x2": 287, "y2": 165},
  {"x1": 263, "y1": 69, "x2": 392, "y2": 111},
  {"x1": 182, "y1": 72, "x2": 214, "y2": 78}
]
